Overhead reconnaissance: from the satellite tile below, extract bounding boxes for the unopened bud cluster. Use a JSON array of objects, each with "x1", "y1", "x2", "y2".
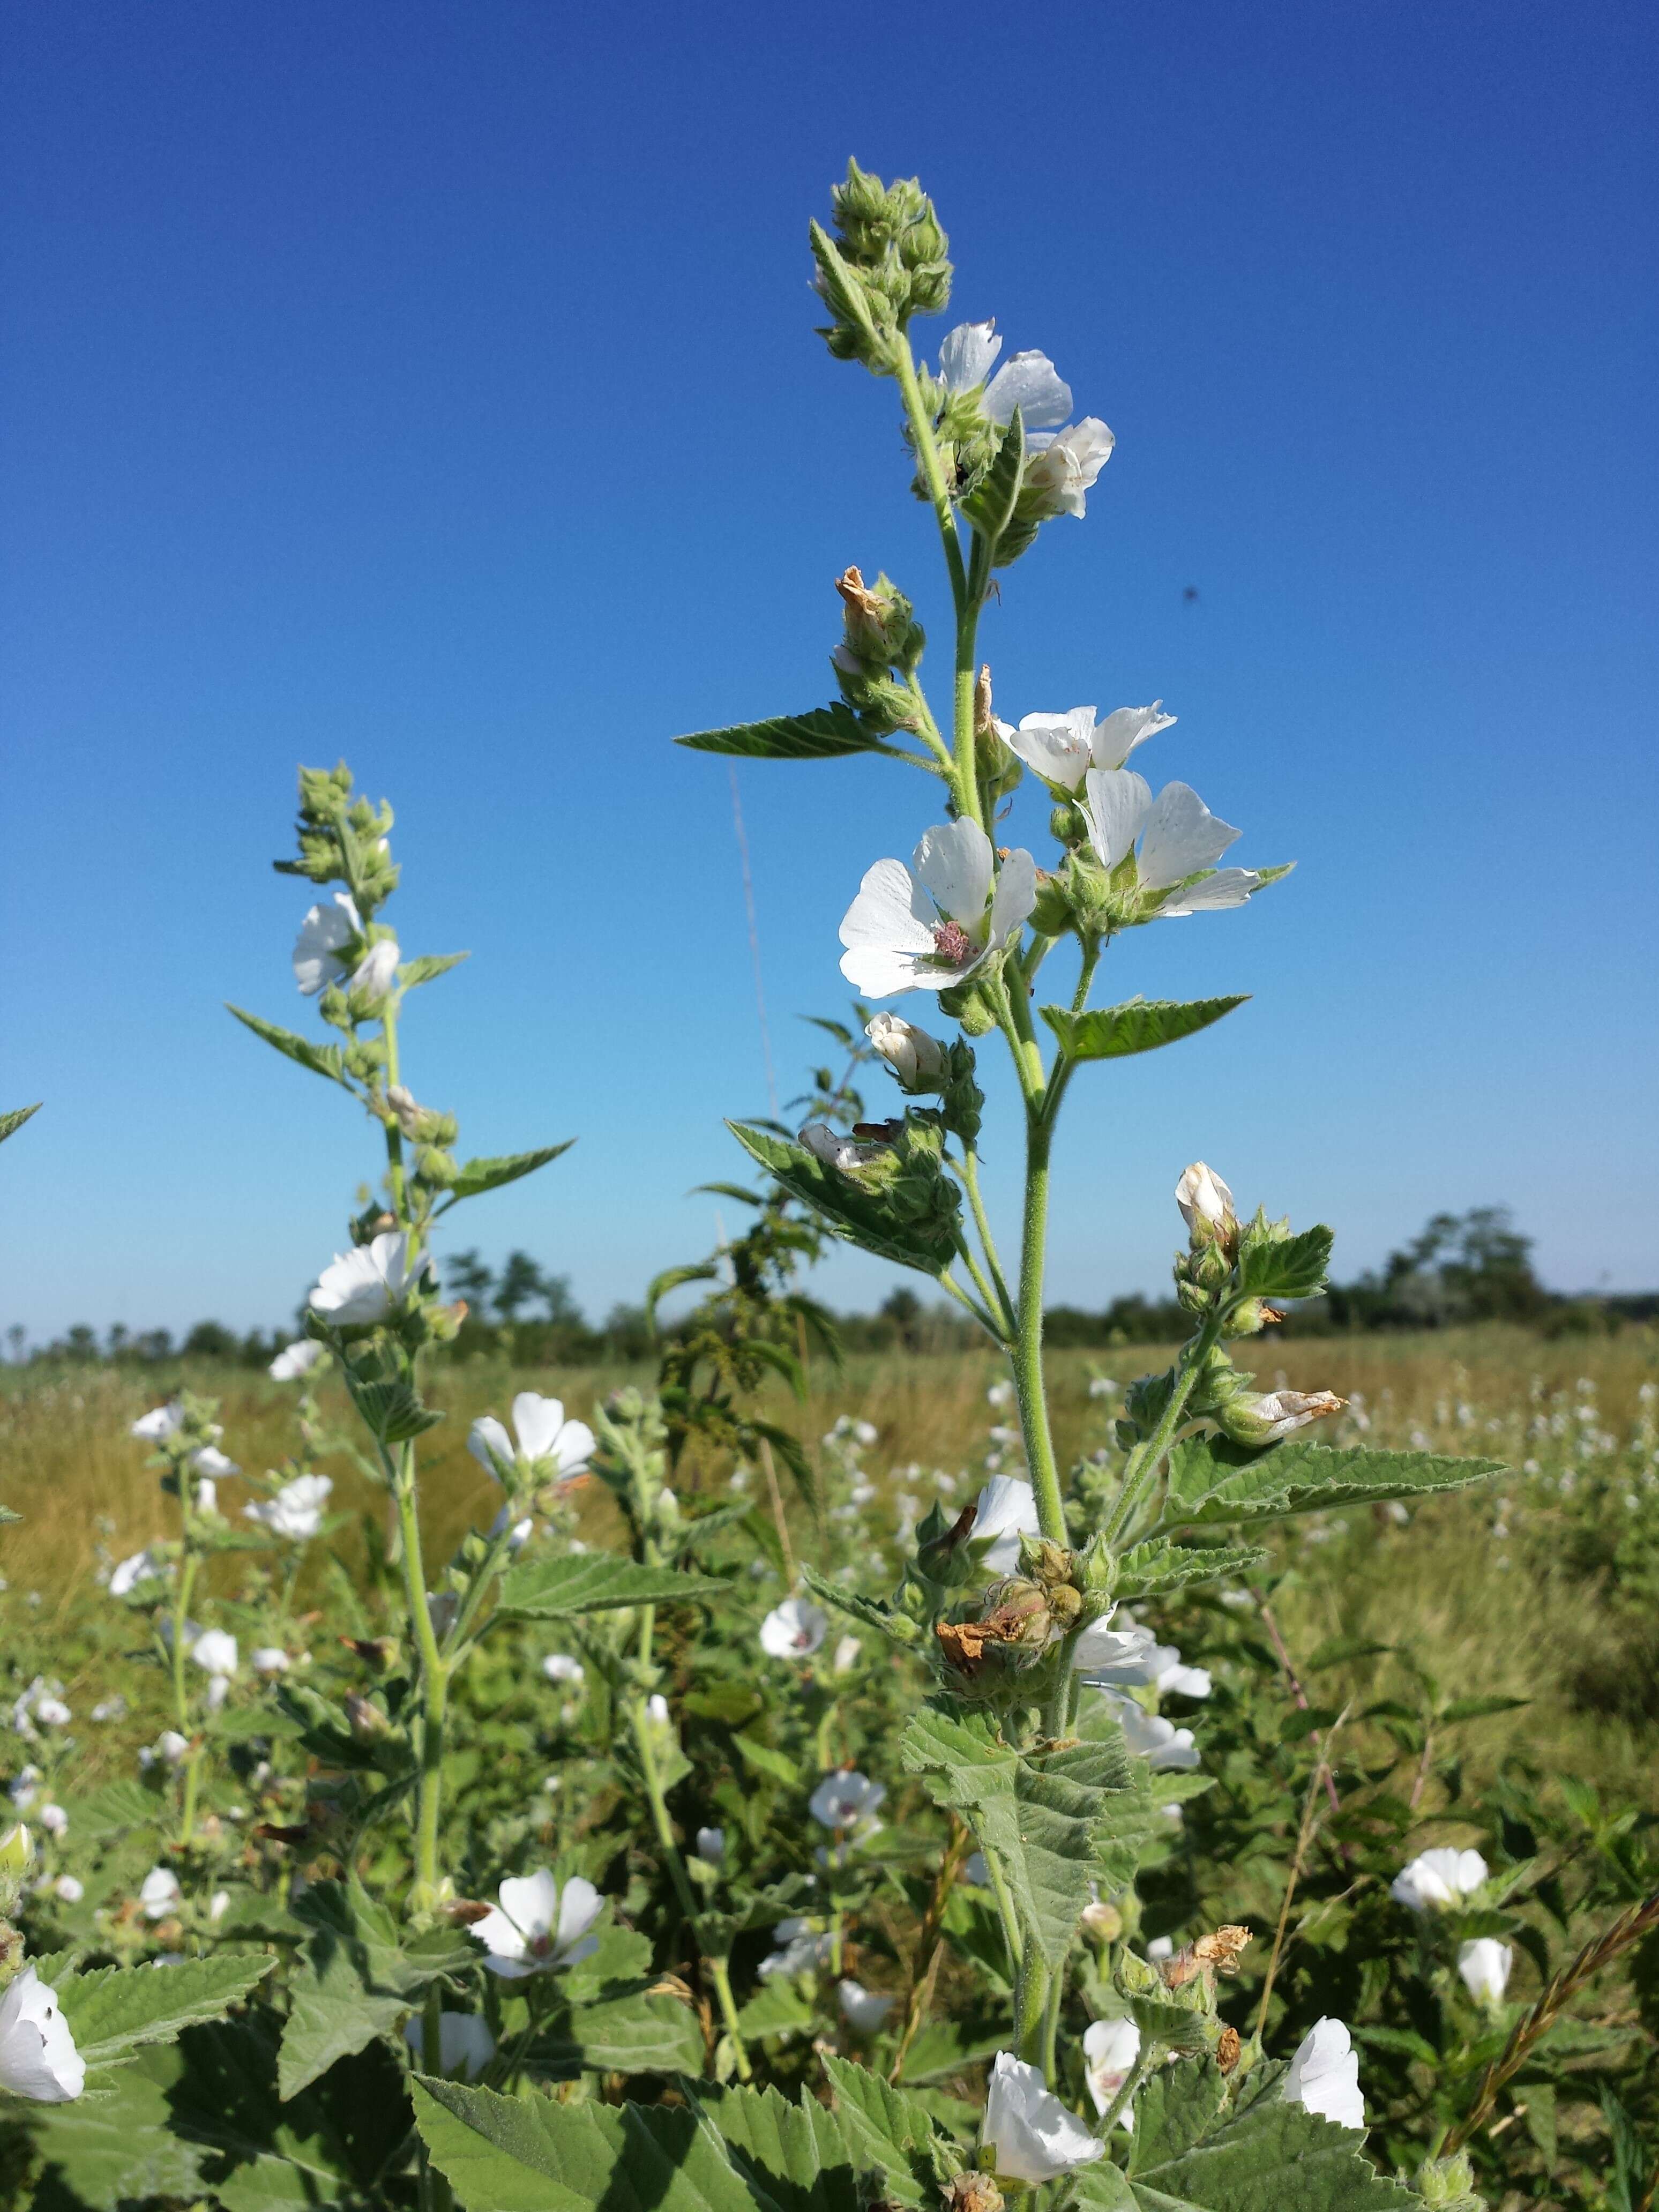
[{"x1": 810, "y1": 161, "x2": 951, "y2": 371}]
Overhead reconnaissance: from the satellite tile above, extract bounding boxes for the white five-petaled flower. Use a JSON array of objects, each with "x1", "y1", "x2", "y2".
[
  {"x1": 130, "y1": 1402, "x2": 182, "y2": 1443},
  {"x1": 191, "y1": 1446, "x2": 239, "y2": 1481},
  {"x1": 402, "y1": 2011, "x2": 495, "y2": 2080},
  {"x1": 38, "y1": 1804, "x2": 67, "y2": 1838},
  {"x1": 190, "y1": 1630, "x2": 237, "y2": 1678},
  {"x1": 293, "y1": 892, "x2": 362, "y2": 996},
  {"x1": 1083, "y1": 2016, "x2": 1142, "y2": 2126},
  {"x1": 470, "y1": 1870, "x2": 602, "y2": 1979},
  {"x1": 467, "y1": 1393, "x2": 595, "y2": 1484},
  {"x1": 1071, "y1": 1610, "x2": 1159, "y2": 1680},
  {"x1": 244, "y1": 1475, "x2": 333, "y2": 1540},
  {"x1": 351, "y1": 937, "x2": 400, "y2": 1003},
  {"x1": 809, "y1": 1769, "x2": 886, "y2": 1834},
  {"x1": 971, "y1": 1475, "x2": 1041, "y2": 1575},
  {"x1": 309, "y1": 1230, "x2": 427, "y2": 1327},
  {"x1": 1390, "y1": 1848, "x2": 1489, "y2": 1912},
  {"x1": 936, "y1": 320, "x2": 1073, "y2": 431},
  {"x1": 1282, "y1": 2016, "x2": 1365, "y2": 2131},
  {"x1": 758, "y1": 1917, "x2": 832, "y2": 1979},
  {"x1": 139, "y1": 1866, "x2": 182, "y2": 1920},
  {"x1": 0, "y1": 1966, "x2": 85, "y2": 2103},
  {"x1": 541, "y1": 1654, "x2": 585, "y2": 1686},
  {"x1": 1022, "y1": 419, "x2": 1117, "y2": 520},
  {"x1": 1082, "y1": 768, "x2": 1263, "y2": 916},
  {"x1": 1099, "y1": 1690, "x2": 1201, "y2": 1770},
  {"x1": 54, "y1": 1875, "x2": 84, "y2": 1904},
  {"x1": 108, "y1": 1549, "x2": 167, "y2": 1598},
  {"x1": 759, "y1": 1598, "x2": 828, "y2": 1661},
  {"x1": 981, "y1": 2049, "x2": 1105, "y2": 2183},
  {"x1": 268, "y1": 1339, "x2": 323, "y2": 1382},
  {"x1": 154, "y1": 1731, "x2": 190, "y2": 1766},
  {"x1": 839, "y1": 820, "x2": 1036, "y2": 999},
  {"x1": 1002, "y1": 704, "x2": 1176, "y2": 794},
  {"x1": 837, "y1": 1979, "x2": 896, "y2": 2033},
  {"x1": 1458, "y1": 1937, "x2": 1512, "y2": 2005}
]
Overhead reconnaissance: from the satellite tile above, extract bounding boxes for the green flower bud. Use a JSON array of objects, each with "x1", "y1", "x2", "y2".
[
  {"x1": 1411, "y1": 2154, "x2": 1485, "y2": 2212},
  {"x1": 1213, "y1": 1389, "x2": 1344, "y2": 1447},
  {"x1": 834, "y1": 566, "x2": 922, "y2": 670}
]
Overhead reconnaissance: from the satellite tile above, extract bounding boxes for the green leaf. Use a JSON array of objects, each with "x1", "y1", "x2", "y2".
[
  {"x1": 676, "y1": 703, "x2": 883, "y2": 761},
  {"x1": 397, "y1": 951, "x2": 468, "y2": 987},
  {"x1": 277, "y1": 1877, "x2": 475, "y2": 2098},
  {"x1": 1163, "y1": 1437, "x2": 1504, "y2": 1531},
  {"x1": 343, "y1": 1375, "x2": 445, "y2": 1443},
  {"x1": 536, "y1": 1989, "x2": 704, "y2": 2075},
  {"x1": 728, "y1": 1120, "x2": 959, "y2": 1275},
  {"x1": 27, "y1": 2053, "x2": 207, "y2": 2209},
  {"x1": 57, "y1": 1953, "x2": 273, "y2": 2074},
  {"x1": 1112, "y1": 1538, "x2": 1269, "y2": 1601},
  {"x1": 901, "y1": 1701, "x2": 1151, "y2": 1969},
  {"x1": 734, "y1": 1731, "x2": 802, "y2": 1788},
  {"x1": 961, "y1": 409, "x2": 1026, "y2": 544},
  {"x1": 1236, "y1": 1223, "x2": 1335, "y2": 1301},
  {"x1": 496, "y1": 1552, "x2": 731, "y2": 1620},
  {"x1": 0, "y1": 1101, "x2": 41, "y2": 1145},
  {"x1": 1439, "y1": 1694, "x2": 1529, "y2": 1723},
  {"x1": 799, "y1": 1561, "x2": 915, "y2": 1644},
  {"x1": 1117, "y1": 2059, "x2": 1423, "y2": 2208},
  {"x1": 736, "y1": 1978, "x2": 816, "y2": 2041},
  {"x1": 646, "y1": 1260, "x2": 720, "y2": 1326},
  {"x1": 821, "y1": 2053, "x2": 945, "y2": 2205},
  {"x1": 226, "y1": 1005, "x2": 350, "y2": 1087},
  {"x1": 441, "y1": 1142, "x2": 574, "y2": 1206},
  {"x1": 1042, "y1": 995, "x2": 1249, "y2": 1063}
]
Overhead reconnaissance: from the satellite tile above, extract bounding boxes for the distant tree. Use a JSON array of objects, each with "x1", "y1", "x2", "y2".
[
  {"x1": 134, "y1": 1328, "x2": 174, "y2": 1363},
  {"x1": 5, "y1": 1325, "x2": 24, "y2": 1364},
  {"x1": 183, "y1": 1319, "x2": 239, "y2": 1358},
  {"x1": 880, "y1": 1285, "x2": 924, "y2": 1350},
  {"x1": 1325, "y1": 1206, "x2": 1548, "y2": 1329},
  {"x1": 62, "y1": 1325, "x2": 98, "y2": 1362},
  {"x1": 445, "y1": 1249, "x2": 496, "y2": 1310},
  {"x1": 494, "y1": 1250, "x2": 548, "y2": 1325}
]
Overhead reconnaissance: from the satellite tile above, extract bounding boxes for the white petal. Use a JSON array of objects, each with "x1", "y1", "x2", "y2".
[
  {"x1": 1007, "y1": 711, "x2": 1095, "y2": 792},
  {"x1": 1091, "y1": 703, "x2": 1176, "y2": 771},
  {"x1": 911, "y1": 819, "x2": 993, "y2": 929},
  {"x1": 555, "y1": 1875, "x2": 603, "y2": 1959},
  {"x1": 552, "y1": 1421, "x2": 595, "y2": 1476},
  {"x1": 1081, "y1": 768, "x2": 1153, "y2": 871},
  {"x1": 1156, "y1": 868, "x2": 1264, "y2": 917},
  {"x1": 511, "y1": 1393, "x2": 565, "y2": 1461},
  {"x1": 497, "y1": 1869, "x2": 560, "y2": 1944},
  {"x1": 938, "y1": 319, "x2": 1002, "y2": 392},
  {"x1": 468, "y1": 1417, "x2": 514, "y2": 1478},
  {"x1": 987, "y1": 849, "x2": 1037, "y2": 947},
  {"x1": 1136, "y1": 783, "x2": 1240, "y2": 891},
  {"x1": 839, "y1": 858, "x2": 936, "y2": 956},
  {"x1": 983, "y1": 349, "x2": 1073, "y2": 430},
  {"x1": 839, "y1": 941, "x2": 931, "y2": 999}
]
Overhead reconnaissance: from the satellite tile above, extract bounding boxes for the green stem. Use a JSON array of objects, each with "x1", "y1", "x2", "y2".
[
  {"x1": 961, "y1": 1147, "x2": 1017, "y2": 1335},
  {"x1": 1103, "y1": 1314, "x2": 1224, "y2": 1547},
  {"x1": 1013, "y1": 1951, "x2": 1049, "y2": 2066},
  {"x1": 170, "y1": 1548, "x2": 200, "y2": 1844},
  {"x1": 1038, "y1": 1965, "x2": 1065, "y2": 2088},
  {"x1": 937, "y1": 1268, "x2": 1006, "y2": 1344},
  {"x1": 394, "y1": 1456, "x2": 450, "y2": 1914},
  {"x1": 983, "y1": 1847, "x2": 1023, "y2": 1977},
  {"x1": 380, "y1": 1001, "x2": 409, "y2": 1226},
  {"x1": 630, "y1": 1677, "x2": 700, "y2": 1925},
  {"x1": 708, "y1": 1956, "x2": 752, "y2": 2082},
  {"x1": 891, "y1": 340, "x2": 980, "y2": 827},
  {"x1": 1012, "y1": 1113, "x2": 1064, "y2": 1548},
  {"x1": 952, "y1": 1233, "x2": 1011, "y2": 1346},
  {"x1": 1097, "y1": 2044, "x2": 1157, "y2": 2136}
]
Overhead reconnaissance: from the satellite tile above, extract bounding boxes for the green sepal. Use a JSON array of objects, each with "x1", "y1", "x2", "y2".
[{"x1": 960, "y1": 409, "x2": 1026, "y2": 544}]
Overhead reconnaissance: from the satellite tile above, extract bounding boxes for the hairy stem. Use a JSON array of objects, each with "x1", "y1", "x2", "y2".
[
  {"x1": 394, "y1": 1455, "x2": 450, "y2": 1915},
  {"x1": 707, "y1": 1956, "x2": 752, "y2": 2082},
  {"x1": 1097, "y1": 2043, "x2": 1157, "y2": 2137}
]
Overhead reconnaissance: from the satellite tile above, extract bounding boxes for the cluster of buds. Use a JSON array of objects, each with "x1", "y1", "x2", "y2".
[
  {"x1": 1173, "y1": 1163, "x2": 1334, "y2": 1333},
  {"x1": 798, "y1": 1112, "x2": 962, "y2": 1243},
  {"x1": 1115, "y1": 1928, "x2": 1256, "y2": 2074},
  {"x1": 935, "y1": 1538, "x2": 1087, "y2": 1688},
  {"x1": 864, "y1": 1014, "x2": 983, "y2": 1142},
  {"x1": 275, "y1": 761, "x2": 398, "y2": 917},
  {"x1": 0, "y1": 1822, "x2": 33, "y2": 1935},
  {"x1": 829, "y1": 566, "x2": 926, "y2": 738},
  {"x1": 384, "y1": 1083, "x2": 461, "y2": 1192},
  {"x1": 810, "y1": 160, "x2": 950, "y2": 371}
]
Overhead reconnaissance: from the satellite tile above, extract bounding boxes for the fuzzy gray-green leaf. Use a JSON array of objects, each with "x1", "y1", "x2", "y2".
[
  {"x1": 496, "y1": 1551, "x2": 731, "y2": 1620},
  {"x1": 1042, "y1": 995, "x2": 1249, "y2": 1063},
  {"x1": 676, "y1": 704, "x2": 881, "y2": 761}
]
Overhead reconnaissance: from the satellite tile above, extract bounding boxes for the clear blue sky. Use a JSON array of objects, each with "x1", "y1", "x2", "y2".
[{"x1": 3, "y1": 1, "x2": 1655, "y2": 1342}]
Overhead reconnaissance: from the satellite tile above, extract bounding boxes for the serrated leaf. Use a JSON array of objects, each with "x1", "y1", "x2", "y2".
[
  {"x1": 1113, "y1": 1539, "x2": 1268, "y2": 1601},
  {"x1": 1236, "y1": 1223, "x2": 1335, "y2": 1301},
  {"x1": 442, "y1": 1142, "x2": 574, "y2": 1205},
  {"x1": 226, "y1": 1005, "x2": 350, "y2": 1087},
  {"x1": 277, "y1": 1877, "x2": 475, "y2": 2098},
  {"x1": 536, "y1": 1988, "x2": 704, "y2": 2075},
  {"x1": 1042, "y1": 995, "x2": 1249, "y2": 1063},
  {"x1": 728, "y1": 1120, "x2": 959, "y2": 1275},
  {"x1": 496, "y1": 1552, "x2": 731, "y2": 1620},
  {"x1": 799, "y1": 1561, "x2": 914, "y2": 1643},
  {"x1": 734, "y1": 1731, "x2": 801, "y2": 1788},
  {"x1": 26, "y1": 2053, "x2": 207, "y2": 2209},
  {"x1": 736, "y1": 1978, "x2": 816, "y2": 2040},
  {"x1": 343, "y1": 1375, "x2": 444, "y2": 1443},
  {"x1": 961, "y1": 409, "x2": 1026, "y2": 543},
  {"x1": 1162, "y1": 1438, "x2": 1504, "y2": 1531},
  {"x1": 822, "y1": 2053, "x2": 943, "y2": 2205},
  {"x1": 57, "y1": 1953, "x2": 273, "y2": 2073},
  {"x1": 398, "y1": 951, "x2": 468, "y2": 987},
  {"x1": 0, "y1": 1101, "x2": 41, "y2": 1145},
  {"x1": 676, "y1": 703, "x2": 882, "y2": 761}
]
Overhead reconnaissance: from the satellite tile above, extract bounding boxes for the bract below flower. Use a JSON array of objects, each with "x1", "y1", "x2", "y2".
[
  {"x1": 1083, "y1": 2016, "x2": 1141, "y2": 2125},
  {"x1": 839, "y1": 819, "x2": 1036, "y2": 999},
  {"x1": 1282, "y1": 2016, "x2": 1365, "y2": 2131},
  {"x1": 759, "y1": 1597, "x2": 828, "y2": 1660},
  {"x1": 309, "y1": 1230, "x2": 427, "y2": 1327},
  {"x1": 0, "y1": 1966, "x2": 84, "y2": 2102},
  {"x1": 981, "y1": 2049, "x2": 1104, "y2": 2183},
  {"x1": 470, "y1": 1869, "x2": 602, "y2": 1978},
  {"x1": 1003, "y1": 703, "x2": 1176, "y2": 793},
  {"x1": 244, "y1": 1475, "x2": 333, "y2": 1540}
]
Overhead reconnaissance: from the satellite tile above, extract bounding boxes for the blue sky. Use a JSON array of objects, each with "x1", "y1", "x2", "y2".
[{"x1": 3, "y1": 1, "x2": 1655, "y2": 1342}]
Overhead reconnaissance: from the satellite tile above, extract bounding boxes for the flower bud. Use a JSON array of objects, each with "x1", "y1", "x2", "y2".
[
  {"x1": 0, "y1": 1826, "x2": 32, "y2": 1877},
  {"x1": 1412, "y1": 2152, "x2": 1484, "y2": 2212},
  {"x1": 1175, "y1": 1163, "x2": 1237, "y2": 1249},
  {"x1": 1213, "y1": 1389, "x2": 1344, "y2": 1447},
  {"x1": 866, "y1": 1013, "x2": 947, "y2": 1090},
  {"x1": 834, "y1": 567, "x2": 921, "y2": 670}
]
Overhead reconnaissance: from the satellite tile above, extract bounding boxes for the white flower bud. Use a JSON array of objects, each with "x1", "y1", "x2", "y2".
[
  {"x1": 865, "y1": 1012, "x2": 947, "y2": 1088},
  {"x1": 1216, "y1": 1390, "x2": 1344, "y2": 1446},
  {"x1": 1175, "y1": 1162, "x2": 1236, "y2": 1237}
]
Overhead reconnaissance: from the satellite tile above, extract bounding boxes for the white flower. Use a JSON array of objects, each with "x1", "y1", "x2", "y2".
[
  {"x1": 1023, "y1": 418, "x2": 1116, "y2": 519},
  {"x1": 972, "y1": 1475, "x2": 1040, "y2": 1575},
  {"x1": 309, "y1": 1230, "x2": 427, "y2": 1326},
  {"x1": 937, "y1": 320, "x2": 1073, "y2": 431},
  {"x1": 1156, "y1": 1658, "x2": 1213, "y2": 1699},
  {"x1": 89, "y1": 1697, "x2": 127, "y2": 1722},
  {"x1": 1083, "y1": 2017, "x2": 1141, "y2": 2125},
  {"x1": 1176, "y1": 1163, "x2": 1236, "y2": 1235},
  {"x1": 402, "y1": 2010, "x2": 495, "y2": 2080},
  {"x1": 542, "y1": 1654, "x2": 585, "y2": 1686},
  {"x1": 487, "y1": 1505, "x2": 535, "y2": 1553},
  {"x1": 244, "y1": 1475, "x2": 333, "y2": 1540},
  {"x1": 54, "y1": 1875, "x2": 84, "y2": 1904},
  {"x1": 130, "y1": 1402, "x2": 182, "y2": 1443},
  {"x1": 799, "y1": 1124, "x2": 892, "y2": 1172},
  {"x1": 695, "y1": 1827, "x2": 726, "y2": 1866},
  {"x1": 1282, "y1": 2016, "x2": 1365, "y2": 2131},
  {"x1": 209, "y1": 1890, "x2": 230, "y2": 1923},
  {"x1": 268, "y1": 1340, "x2": 323, "y2": 1381},
  {"x1": 351, "y1": 938, "x2": 400, "y2": 1003},
  {"x1": 38, "y1": 1804, "x2": 67, "y2": 1838},
  {"x1": 1003, "y1": 703, "x2": 1176, "y2": 794},
  {"x1": 8, "y1": 1769, "x2": 39, "y2": 1810},
  {"x1": 865, "y1": 1012, "x2": 948, "y2": 1086},
  {"x1": 758, "y1": 1917, "x2": 832, "y2": 1978},
  {"x1": 0, "y1": 1966, "x2": 84, "y2": 2102},
  {"x1": 981, "y1": 2050, "x2": 1104, "y2": 2183},
  {"x1": 250, "y1": 1648, "x2": 290, "y2": 1676},
  {"x1": 1146, "y1": 1936, "x2": 1175, "y2": 1962},
  {"x1": 204, "y1": 1674, "x2": 231, "y2": 1712},
  {"x1": 293, "y1": 892, "x2": 361, "y2": 996},
  {"x1": 837, "y1": 1979, "x2": 896, "y2": 2033},
  {"x1": 1082, "y1": 769, "x2": 1261, "y2": 916},
  {"x1": 759, "y1": 1598, "x2": 828, "y2": 1661},
  {"x1": 193, "y1": 1478, "x2": 218, "y2": 1516},
  {"x1": 809, "y1": 1770, "x2": 886, "y2": 1834},
  {"x1": 32, "y1": 1696, "x2": 71, "y2": 1730},
  {"x1": 645, "y1": 1693, "x2": 671, "y2": 1727},
  {"x1": 839, "y1": 820, "x2": 1036, "y2": 999},
  {"x1": 191, "y1": 1630, "x2": 238, "y2": 1678},
  {"x1": 109, "y1": 1549, "x2": 167, "y2": 1598},
  {"x1": 1100, "y1": 1690, "x2": 1200, "y2": 1769},
  {"x1": 470, "y1": 1870, "x2": 602, "y2": 1978},
  {"x1": 1458, "y1": 1938, "x2": 1512, "y2": 2005},
  {"x1": 1072, "y1": 1612, "x2": 1159, "y2": 1680},
  {"x1": 832, "y1": 1635, "x2": 861, "y2": 1676},
  {"x1": 140, "y1": 1866, "x2": 182, "y2": 1920},
  {"x1": 1391, "y1": 1848, "x2": 1489, "y2": 1912},
  {"x1": 191, "y1": 1446, "x2": 240, "y2": 1481},
  {"x1": 467, "y1": 1394, "x2": 595, "y2": 1484},
  {"x1": 155, "y1": 1730, "x2": 190, "y2": 1766}
]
